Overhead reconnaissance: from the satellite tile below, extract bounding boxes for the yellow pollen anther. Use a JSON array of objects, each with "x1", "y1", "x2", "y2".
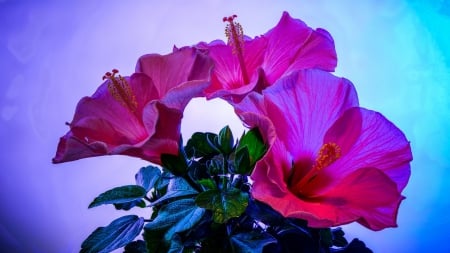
[
  {"x1": 223, "y1": 14, "x2": 249, "y2": 84},
  {"x1": 294, "y1": 142, "x2": 342, "y2": 190},
  {"x1": 311, "y1": 143, "x2": 341, "y2": 172},
  {"x1": 103, "y1": 69, "x2": 138, "y2": 112},
  {"x1": 224, "y1": 15, "x2": 244, "y2": 54}
]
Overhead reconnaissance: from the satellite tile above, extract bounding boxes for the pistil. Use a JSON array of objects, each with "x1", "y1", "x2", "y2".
[
  {"x1": 294, "y1": 143, "x2": 341, "y2": 193},
  {"x1": 103, "y1": 69, "x2": 138, "y2": 112},
  {"x1": 223, "y1": 15, "x2": 250, "y2": 84}
]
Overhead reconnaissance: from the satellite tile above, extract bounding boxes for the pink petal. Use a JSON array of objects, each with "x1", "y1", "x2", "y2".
[
  {"x1": 251, "y1": 140, "x2": 292, "y2": 197},
  {"x1": 53, "y1": 75, "x2": 151, "y2": 163},
  {"x1": 253, "y1": 153, "x2": 404, "y2": 231},
  {"x1": 136, "y1": 47, "x2": 213, "y2": 98},
  {"x1": 162, "y1": 80, "x2": 212, "y2": 110},
  {"x1": 71, "y1": 74, "x2": 154, "y2": 141},
  {"x1": 261, "y1": 69, "x2": 358, "y2": 159},
  {"x1": 202, "y1": 37, "x2": 267, "y2": 100},
  {"x1": 53, "y1": 46, "x2": 212, "y2": 165},
  {"x1": 322, "y1": 108, "x2": 413, "y2": 191},
  {"x1": 202, "y1": 11, "x2": 337, "y2": 102},
  {"x1": 52, "y1": 132, "x2": 108, "y2": 163},
  {"x1": 262, "y1": 11, "x2": 337, "y2": 84},
  {"x1": 285, "y1": 28, "x2": 337, "y2": 74},
  {"x1": 126, "y1": 101, "x2": 182, "y2": 163},
  {"x1": 305, "y1": 167, "x2": 405, "y2": 231},
  {"x1": 53, "y1": 86, "x2": 180, "y2": 164}
]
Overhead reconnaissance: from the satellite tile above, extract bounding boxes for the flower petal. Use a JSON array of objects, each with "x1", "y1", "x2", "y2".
[
  {"x1": 136, "y1": 47, "x2": 213, "y2": 98},
  {"x1": 322, "y1": 107, "x2": 413, "y2": 191},
  {"x1": 253, "y1": 157, "x2": 404, "y2": 231},
  {"x1": 261, "y1": 69, "x2": 358, "y2": 159},
  {"x1": 52, "y1": 132, "x2": 108, "y2": 163},
  {"x1": 251, "y1": 140, "x2": 292, "y2": 198},
  {"x1": 202, "y1": 11, "x2": 337, "y2": 102},
  {"x1": 262, "y1": 11, "x2": 337, "y2": 84},
  {"x1": 202, "y1": 37, "x2": 267, "y2": 100},
  {"x1": 125, "y1": 101, "x2": 183, "y2": 163},
  {"x1": 53, "y1": 47, "x2": 212, "y2": 164},
  {"x1": 162, "y1": 80, "x2": 212, "y2": 110},
  {"x1": 305, "y1": 167, "x2": 405, "y2": 231}
]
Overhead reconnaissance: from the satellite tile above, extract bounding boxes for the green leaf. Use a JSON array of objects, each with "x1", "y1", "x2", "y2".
[
  {"x1": 197, "y1": 178, "x2": 217, "y2": 191},
  {"x1": 81, "y1": 215, "x2": 144, "y2": 253},
  {"x1": 155, "y1": 169, "x2": 172, "y2": 191},
  {"x1": 161, "y1": 153, "x2": 188, "y2": 176},
  {"x1": 319, "y1": 228, "x2": 333, "y2": 247},
  {"x1": 89, "y1": 185, "x2": 147, "y2": 208},
  {"x1": 233, "y1": 146, "x2": 251, "y2": 174},
  {"x1": 246, "y1": 198, "x2": 284, "y2": 226},
  {"x1": 185, "y1": 132, "x2": 219, "y2": 158},
  {"x1": 206, "y1": 158, "x2": 223, "y2": 176},
  {"x1": 149, "y1": 177, "x2": 198, "y2": 207},
  {"x1": 237, "y1": 128, "x2": 267, "y2": 167},
  {"x1": 143, "y1": 228, "x2": 167, "y2": 253},
  {"x1": 230, "y1": 232, "x2": 277, "y2": 253},
  {"x1": 145, "y1": 199, "x2": 205, "y2": 241},
  {"x1": 195, "y1": 188, "x2": 249, "y2": 223},
  {"x1": 135, "y1": 166, "x2": 162, "y2": 192},
  {"x1": 218, "y1": 125, "x2": 234, "y2": 154}
]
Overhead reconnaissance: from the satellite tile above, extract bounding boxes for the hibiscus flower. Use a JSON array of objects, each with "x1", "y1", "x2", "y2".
[
  {"x1": 198, "y1": 11, "x2": 337, "y2": 103},
  {"x1": 236, "y1": 69, "x2": 412, "y2": 230},
  {"x1": 53, "y1": 47, "x2": 213, "y2": 164}
]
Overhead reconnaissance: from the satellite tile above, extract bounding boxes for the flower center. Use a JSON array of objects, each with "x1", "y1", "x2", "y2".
[
  {"x1": 103, "y1": 69, "x2": 138, "y2": 112},
  {"x1": 311, "y1": 142, "x2": 341, "y2": 172},
  {"x1": 291, "y1": 143, "x2": 341, "y2": 195},
  {"x1": 223, "y1": 15, "x2": 249, "y2": 84}
]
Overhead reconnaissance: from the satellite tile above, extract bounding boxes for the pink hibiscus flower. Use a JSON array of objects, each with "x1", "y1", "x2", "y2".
[
  {"x1": 198, "y1": 11, "x2": 337, "y2": 103},
  {"x1": 53, "y1": 47, "x2": 213, "y2": 164},
  {"x1": 236, "y1": 69, "x2": 412, "y2": 230}
]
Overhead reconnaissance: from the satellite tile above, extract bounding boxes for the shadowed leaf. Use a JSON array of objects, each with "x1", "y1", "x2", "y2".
[{"x1": 81, "y1": 215, "x2": 144, "y2": 253}]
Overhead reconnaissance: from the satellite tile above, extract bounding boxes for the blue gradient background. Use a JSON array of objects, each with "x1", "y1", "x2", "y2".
[{"x1": 1, "y1": 0, "x2": 449, "y2": 252}]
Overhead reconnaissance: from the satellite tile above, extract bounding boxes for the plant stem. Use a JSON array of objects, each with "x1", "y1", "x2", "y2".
[{"x1": 223, "y1": 154, "x2": 229, "y2": 190}]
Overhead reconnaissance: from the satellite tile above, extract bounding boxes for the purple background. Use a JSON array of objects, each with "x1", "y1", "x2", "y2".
[{"x1": 1, "y1": 0, "x2": 449, "y2": 252}]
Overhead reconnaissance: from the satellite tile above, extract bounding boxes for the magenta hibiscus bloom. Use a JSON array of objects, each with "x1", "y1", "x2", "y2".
[
  {"x1": 53, "y1": 47, "x2": 212, "y2": 164},
  {"x1": 236, "y1": 69, "x2": 412, "y2": 231},
  {"x1": 198, "y1": 11, "x2": 336, "y2": 103}
]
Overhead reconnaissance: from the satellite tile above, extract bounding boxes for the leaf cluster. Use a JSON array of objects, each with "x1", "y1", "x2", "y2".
[{"x1": 79, "y1": 126, "x2": 371, "y2": 253}]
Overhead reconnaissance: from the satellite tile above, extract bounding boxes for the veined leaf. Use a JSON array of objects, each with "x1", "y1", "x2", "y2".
[
  {"x1": 145, "y1": 199, "x2": 205, "y2": 242},
  {"x1": 135, "y1": 165, "x2": 162, "y2": 192},
  {"x1": 197, "y1": 178, "x2": 217, "y2": 191},
  {"x1": 149, "y1": 177, "x2": 198, "y2": 207},
  {"x1": 233, "y1": 146, "x2": 251, "y2": 175},
  {"x1": 185, "y1": 132, "x2": 219, "y2": 158},
  {"x1": 237, "y1": 128, "x2": 266, "y2": 167},
  {"x1": 81, "y1": 215, "x2": 144, "y2": 253},
  {"x1": 89, "y1": 185, "x2": 147, "y2": 208},
  {"x1": 230, "y1": 232, "x2": 276, "y2": 253},
  {"x1": 161, "y1": 153, "x2": 188, "y2": 176},
  {"x1": 195, "y1": 188, "x2": 248, "y2": 223},
  {"x1": 218, "y1": 125, "x2": 234, "y2": 154}
]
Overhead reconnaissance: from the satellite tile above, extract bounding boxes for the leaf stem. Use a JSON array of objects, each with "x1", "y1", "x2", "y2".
[{"x1": 223, "y1": 154, "x2": 229, "y2": 190}]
